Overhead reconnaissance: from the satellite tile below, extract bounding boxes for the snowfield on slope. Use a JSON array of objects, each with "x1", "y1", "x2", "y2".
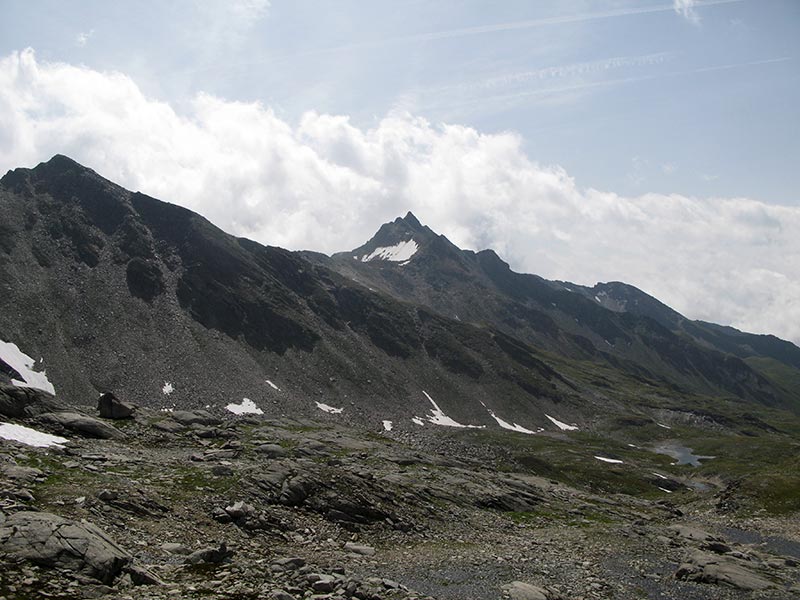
[
  {"x1": 0, "y1": 422, "x2": 67, "y2": 448},
  {"x1": 595, "y1": 456, "x2": 624, "y2": 464},
  {"x1": 487, "y1": 410, "x2": 538, "y2": 435},
  {"x1": 316, "y1": 402, "x2": 344, "y2": 414},
  {"x1": 0, "y1": 339, "x2": 55, "y2": 395},
  {"x1": 545, "y1": 414, "x2": 579, "y2": 431},
  {"x1": 422, "y1": 391, "x2": 483, "y2": 428},
  {"x1": 225, "y1": 398, "x2": 264, "y2": 415},
  {"x1": 361, "y1": 239, "x2": 419, "y2": 262}
]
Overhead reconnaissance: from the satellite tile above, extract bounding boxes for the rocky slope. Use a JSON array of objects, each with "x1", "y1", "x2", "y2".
[
  {"x1": 0, "y1": 156, "x2": 577, "y2": 431},
  {"x1": 1, "y1": 387, "x2": 799, "y2": 599},
  {"x1": 5, "y1": 156, "x2": 797, "y2": 437},
  {"x1": 319, "y1": 213, "x2": 797, "y2": 410}
]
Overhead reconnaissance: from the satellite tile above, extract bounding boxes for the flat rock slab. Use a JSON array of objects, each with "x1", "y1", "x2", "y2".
[
  {"x1": 502, "y1": 581, "x2": 549, "y2": 600},
  {"x1": 344, "y1": 542, "x2": 376, "y2": 556},
  {"x1": 171, "y1": 410, "x2": 221, "y2": 426},
  {"x1": 39, "y1": 411, "x2": 124, "y2": 439},
  {"x1": 676, "y1": 550, "x2": 775, "y2": 591},
  {"x1": 0, "y1": 511, "x2": 131, "y2": 584}
]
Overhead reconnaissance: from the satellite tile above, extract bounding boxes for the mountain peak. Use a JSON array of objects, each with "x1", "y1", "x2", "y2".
[
  {"x1": 32, "y1": 154, "x2": 91, "y2": 178},
  {"x1": 2, "y1": 155, "x2": 93, "y2": 190},
  {"x1": 399, "y1": 211, "x2": 423, "y2": 230}
]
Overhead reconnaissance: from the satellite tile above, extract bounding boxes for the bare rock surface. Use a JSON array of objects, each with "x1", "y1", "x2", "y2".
[{"x1": 0, "y1": 511, "x2": 130, "y2": 584}]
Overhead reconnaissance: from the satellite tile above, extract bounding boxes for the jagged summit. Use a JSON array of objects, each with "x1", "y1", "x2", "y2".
[
  {"x1": 3, "y1": 154, "x2": 88, "y2": 182},
  {"x1": 345, "y1": 212, "x2": 437, "y2": 265},
  {"x1": 398, "y1": 211, "x2": 423, "y2": 230}
]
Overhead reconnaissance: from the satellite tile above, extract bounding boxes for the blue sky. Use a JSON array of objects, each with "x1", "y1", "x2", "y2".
[
  {"x1": 0, "y1": 0, "x2": 799, "y2": 342},
  {"x1": 3, "y1": 0, "x2": 798, "y2": 203}
]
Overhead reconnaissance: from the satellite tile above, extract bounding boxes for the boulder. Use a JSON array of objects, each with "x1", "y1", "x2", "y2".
[
  {"x1": 97, "y1": 392, "x2": 136, "y2": 419},
  {"x1": 0, "y1": 383, "x2": 62, "y2": 418},
  {"x1": 667, "y1": 524, "x2": 718, "y2": 543},
  {"x1": 0, "y1": 464, "x2": 45, "y2": 485},
  {"x1": 344, "y1": 542, "x2": 376, "y2": 556},
  {"x1": 502, "y1": 581, "x2": 549, "y2": 600},
  {"x1": 256, "y1": 443, "x2": 288, "y2": 458},
  {"x1": 38, "y1": 411, "x2": 124, "y2": 439},
  {"x1": 0, "y1": 511, "x2": 130, "y2": 584},
  {"x1": 161, "y1": 542, "x2": 190, "y2": 555},
  {"x1": 675, "y1": 550, "x2": 775, "y2": 591},
  {"x1": 183, "y1": 542, "x2": 233, "y2": 565},
  {"x1": 224, "y1": 501, "x2": 256, "y2": 521},
  {"x1": 171, "y1": 410, "x2": 221, "y2": 426},
  {"x1": 271, "y1": 557, "x2": 305, "y2": 571}
]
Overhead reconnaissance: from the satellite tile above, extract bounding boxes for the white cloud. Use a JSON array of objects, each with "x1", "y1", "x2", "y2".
[
  {"x1": 1, "y1": 49, "x2": 799, "y2": 345},
  {"x1": 674, "y1": 0, "x2": 701, "y2": 25}
]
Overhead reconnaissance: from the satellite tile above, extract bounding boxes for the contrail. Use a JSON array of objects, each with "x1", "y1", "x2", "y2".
[
  {"x1": 376, "y1": 0, "x2": 746, "y2": 45},
  {"x1": 421, "y1": 56, "x2": 792, "y2": 112},
  {"x1": 178, "y1": 0, "x2": 748, "y2": 77}
]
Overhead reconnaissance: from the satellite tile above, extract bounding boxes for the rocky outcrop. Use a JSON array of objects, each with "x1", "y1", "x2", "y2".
[
  {"x1": 502, "y1": 581, "x2": 551, "y2": 600},
  {"x1": 38, "y1": 411, "x2": 124, "y2": 439},
  {"x1": 675, "y1": 550, "x2": 776, "y2": 591},
  {"x1": 0, "y1": 511, "x2": 130, "y2": 584},
  {"x1": 97, "y1": 392, "x2": 136, "y2": 419},
  {"x1": 0, "y1": 384, "x2": 62, "y2": 418}
]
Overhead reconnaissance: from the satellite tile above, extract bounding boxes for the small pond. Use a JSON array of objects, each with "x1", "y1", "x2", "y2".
[{"x1": 652, "y1": 442, "x2": 715, "y2": 467}]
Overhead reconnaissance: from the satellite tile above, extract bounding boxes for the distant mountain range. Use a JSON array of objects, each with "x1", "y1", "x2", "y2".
[{"x1": 1, "y1": 155, "x2": 798, "y2": 435}]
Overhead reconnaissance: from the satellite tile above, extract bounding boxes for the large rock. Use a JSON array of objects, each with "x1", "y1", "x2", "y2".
[
  {"x1": 0, "y1": 464, "x2": 45, "y2": 485},
  {"x1": 97, "y1": 392, "x2": 136, "y2": 419},
  {"x1": 0, "y1": 383, "x2": 62, "y2": 418},
  {"x1": 183, "y1": 542, "x2": 234, "y2": 565},
  {"x1": 667, "y1": 524, "x2": 718, "y2": 543},
  {"x1": 38, "y1": 411, "x2": 124, "y2": 439},
  {"x1": 502, "y1": 581, "x2": 550, "y2": 600},
  {"x1": 0, "y1": 511, "x2": 130, "y2": 584},
  {"x1": 675, "y1": 550, "x2": 775, "y2": 591},
  {"x1": 171, "y1": 410, "x2": 221, "y2": 426}
]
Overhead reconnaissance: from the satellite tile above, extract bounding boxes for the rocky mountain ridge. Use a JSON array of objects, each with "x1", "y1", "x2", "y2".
[
  {"x1": 2, "y1": 155, "x2": 799, "y2": 433},
  {"x1": 320, "y1": 213, "x2": 799, "y2": 411},
  {"x1": 1, "y1": 156, "x2": 799, "y2": 600}
]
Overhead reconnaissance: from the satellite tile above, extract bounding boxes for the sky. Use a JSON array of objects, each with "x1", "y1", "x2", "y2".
[{"x1": 0, "y1": 0, "x2": 798, "y2": 343}]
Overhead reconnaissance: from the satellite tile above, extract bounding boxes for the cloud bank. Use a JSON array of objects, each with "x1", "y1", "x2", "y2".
[{"x1": 1, "y1": 49, "x2": 798, "y2": 344}]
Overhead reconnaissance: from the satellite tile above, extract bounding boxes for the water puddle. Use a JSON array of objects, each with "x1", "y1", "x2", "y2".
[{"x1": 652, "y1": 442, "x2": 715, "y2": 467}]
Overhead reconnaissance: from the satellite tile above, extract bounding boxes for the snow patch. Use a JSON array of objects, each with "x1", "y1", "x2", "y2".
[
  {"x1": 412, "y1": 417, "x2": 425, "y2": 426},
  {"x1": 225, "y1": 398, "x2": 264, "y2": 415},
  {"x1": 162, "y1": 382, "x2": 174, "y2": 395},
  {"x1": 316, "y1": 402, "x2": 343, "y2": 414},
  {"x1": 488, "y1": 410, "x2": 537, "y2": 435},
  {"x1": 422, "y1": 391, "x2": 483, "y2": 428},
  {"x1": 656, "y1": 422, "x2": 672, "y2": 429},
  {"x1": 594, "y1": 456, "x2": 624, "y2": 464},
  {"x1": 658, "y1": 487, "x2": 673, "y2": 493},
  {"x1": 382, "y1": 420, "x2": 393, "y2": 431},
  {"x1": 362, "y1": 239, "x2": 419, "y2": 263},
  {"x1": 545, "y1": 414, "x2": 578, "y2": 431},
  {"x1": 0, "y1": 339, "x2": 55, "y2": 395},
  {"x1": 0, "y1": 422, "x2": 67, "y2": 448},
  {"x1": 651, "y1": 472, "x2": 669, "y2": 480},
  {"x1": 266, "y1": 380, "x2": 281, "y2": 391}
]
